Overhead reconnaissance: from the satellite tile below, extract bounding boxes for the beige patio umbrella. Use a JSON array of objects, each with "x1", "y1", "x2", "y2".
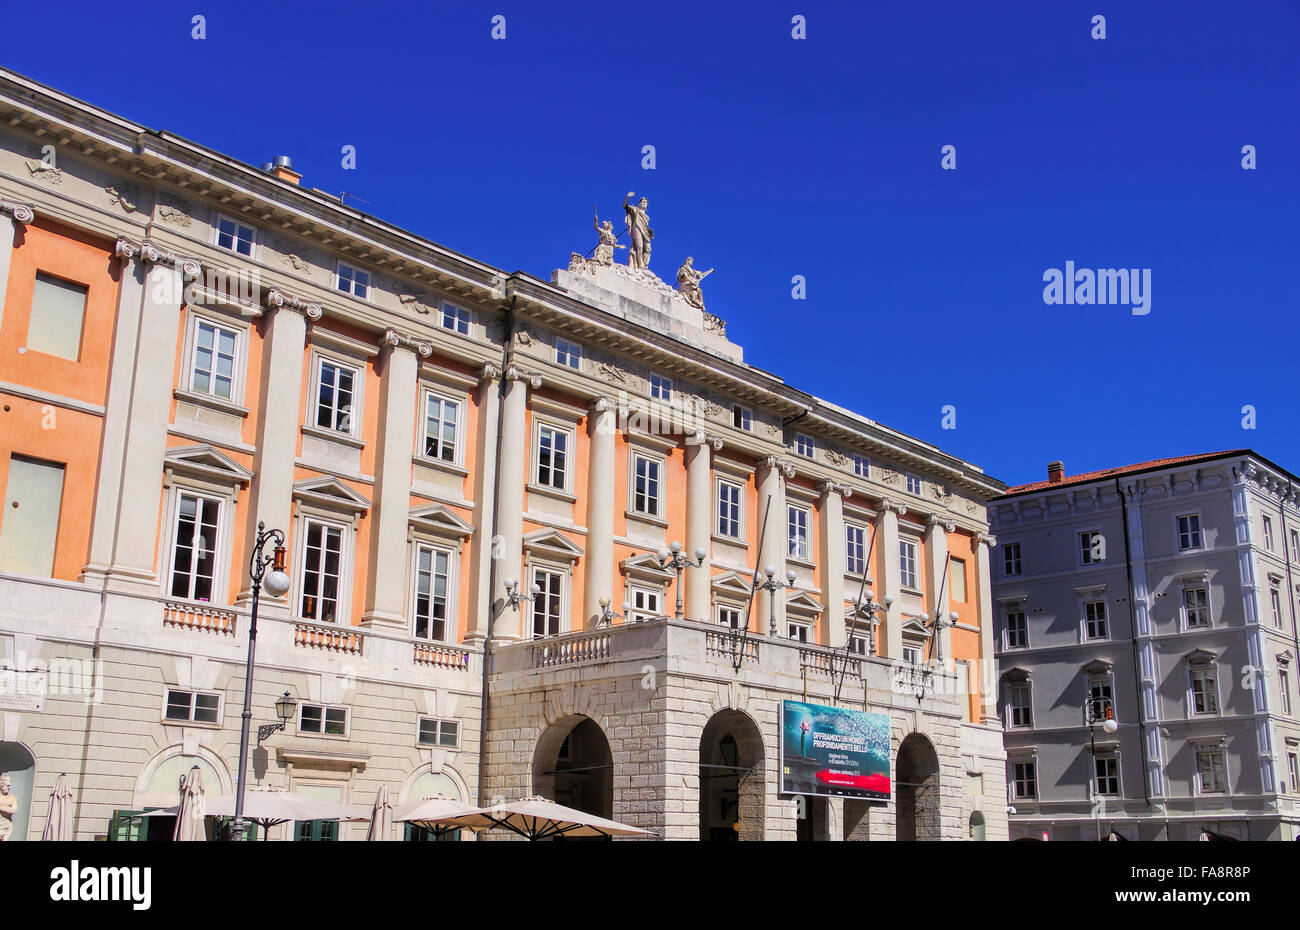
[
  {"x1": 438, "y1": 796, "x2": 656, "y2": 841},
  {"x1": 143, "y1": 786, "x2": 368, "y2": 840},
  {"x1": 172, "y1": 765, "x2": 207, "y2": 841},
  {"x1": 365, "y1": 785, "x2": 394, "y2": 841},
  {"x1": 40, "y1": 773, "x2": 73, "y2": 841},
  {"x1": 393, "y1": 794, "x2": 484, "y2": 840}
]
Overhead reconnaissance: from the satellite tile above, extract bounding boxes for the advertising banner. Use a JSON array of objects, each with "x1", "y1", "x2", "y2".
[{"x1": 780, "y1": 700, "x2": 891, "y2": 801}]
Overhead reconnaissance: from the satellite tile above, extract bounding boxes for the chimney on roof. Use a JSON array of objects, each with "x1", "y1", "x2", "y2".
[
  {"x1": 1047, "y1": 460, "x2": 1065, "y2": 484},
  {"x1": 265, "y1": 155, "x2": 301, "y2": 186}
]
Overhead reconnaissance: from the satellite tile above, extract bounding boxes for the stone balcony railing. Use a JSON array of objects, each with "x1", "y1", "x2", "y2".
[{"x1": 162, "y1": 599, "x2": 238, "y2": 636}]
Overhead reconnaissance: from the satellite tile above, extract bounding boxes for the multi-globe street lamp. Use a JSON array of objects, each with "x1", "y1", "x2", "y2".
[
  {"x1": 755, "y1": 565, "x2": 798, "y2": 637},
  {"x1": 657, "y1": 541, "x2": 706, "y2": 620}
]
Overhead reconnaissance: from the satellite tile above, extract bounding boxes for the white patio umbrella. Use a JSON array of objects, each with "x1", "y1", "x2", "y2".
[
  {"x1": 365, "y1": 785, "x2": 394, "y2": 841},
  {"x1": 40, "y1": 773, "x2": 74, "y2": 841},
  {"x1": 142, "y1": 787, "x2": 368, "y2": 840},
  {"x1": 438, "y1": 796, "x2": 656, "y2": 841},
  {"x1": 172, "y1": 765, "x2": 207, "y2": 842},
  {"x1": 393, "y1": 794, "x2": 484, "y2": 840}
]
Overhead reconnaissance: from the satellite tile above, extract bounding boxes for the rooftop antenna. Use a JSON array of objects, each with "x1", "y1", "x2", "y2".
[{"x1": 339, "y1": 191, "x2": 371, "y2": 208}]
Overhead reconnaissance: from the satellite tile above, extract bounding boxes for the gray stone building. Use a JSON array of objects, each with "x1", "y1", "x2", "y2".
[{"x1": 991, "y1": 451, "x2": 1300, "y2": 840}]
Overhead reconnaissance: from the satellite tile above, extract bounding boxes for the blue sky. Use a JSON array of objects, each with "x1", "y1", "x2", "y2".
[{"x1": 6, "y1": 0, "x2": 1297, "y2": 487}]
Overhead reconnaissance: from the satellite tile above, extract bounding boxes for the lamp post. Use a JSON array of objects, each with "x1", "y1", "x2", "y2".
[
  {"x1": 657, "y1": 541, "x2": 706, "y2": 620},
  {"x1": 755, "y1": 564, "x2": 798, "y2": 637},
  {"x1": 504, "y1": 578, "x2": 541, "y2": 612},
  {"x1": 849, "y1": 589, "x2": 893, "y2": 655},
  {"x1": 1084, "y1": 694, "x2": 1119, "y2": 841},
  {"x1": 231, "y1": 521, "x2": 290, "y2": 840},
  {"x1": 921, "y1": 610, "x2": 961, "y2": 663},
  {"x1": 257, "y1": 691, "x2": 299, "y2": 746},
  {"x1": 597, "y1": 596, "x2": 631, "y2": 626}
]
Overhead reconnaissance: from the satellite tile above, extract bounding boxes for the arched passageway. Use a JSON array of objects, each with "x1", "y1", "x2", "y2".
[
  {"x1": 896, "y1": 733, "x2": 941, "y2": 841},
  {"x1": 532, "y1": 715, "x2": 613, "y2": 836},
  {"x1": 699, "y1": 709, "x2": 765, "y2": 841}
]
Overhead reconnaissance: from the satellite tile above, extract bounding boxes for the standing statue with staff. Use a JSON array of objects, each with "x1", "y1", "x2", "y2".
[{"x1": 623, "y1": 191, "x2": 653, "y2": 270}]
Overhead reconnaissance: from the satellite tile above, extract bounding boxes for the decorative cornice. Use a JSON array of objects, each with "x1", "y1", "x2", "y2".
[
  {"x1": 382, "y1": 328, "x2": 433, "y2": 358},
  {"x1": 686, "y1": 430, "x2": 724, "y2": 451},
  {"x1": 0, "y1": 196, "x2": 35, "y2": 225},
  {"x1": 819, "y1": 479, "x2": 853, "y2": 498},
  {"x1": 878, "y1": 498, "x2": 908, "y2": 515},
  {"x1": 504, "y1": 364, "x2": 542, "y2": 388},
  {"x1": 925, "y1": 514, "x2": 956, "y2": 533},
  {"x1": 264, "y1": 286, "x2": 323, "y2": 320},
  {"x1": 756, "y1": 454, "x2": 796, "y2": 478}
]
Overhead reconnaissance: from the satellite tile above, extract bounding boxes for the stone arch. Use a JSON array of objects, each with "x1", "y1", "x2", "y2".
[
  {"x1": 132, "y1": 742, "x2": 232, "y2": 810},
  {"x1": 531, "y1": 714, "x2": 613, "y2": 826},
  {"x1": 699, "y1": 707, "x2": 766, "y2": 841},
  {"x1": 398, "y1": 761, "x2": 470, "y2": 806},
  {"x1": 896, "y1": 732, "x2": 941, "y2": 841},
  {"x1": 968, "y1": 809, "x2": 986, "y2": 841},
  {"x1": 0, "y1": 740, "x2": 37, "y2": 841}
]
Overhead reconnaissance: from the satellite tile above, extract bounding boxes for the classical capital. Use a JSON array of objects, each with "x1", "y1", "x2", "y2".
[
  {"x1": 878, "y1": 498, "x2": 908, "y2": 515},
  {"x1": 589, "y1": 395, "x2": 615, "y2": 414},
  {"x1": 0, "y1": 196, "x2": 35, "y2": 225},
  {"x1": 504, "y1": 364, "x2": 543, "y2": 388},
  {"x1": 926, "y1": 514, "x2": 956, "y2": 533},
  {"x1": 756, "y1": 454, "x2": 796, "y2": 478},
  {"x1": 686, "y1": 430, "x2": 724, "y2": 451},
  {"x1": 382, "y1": 328, "x2": 433, "y2": 357},
  {"x1": 479, "y1": 362, "x2": 502, "y2": 383},
  {"x1": 819, "y1": 479, "x2": 853, "y2": 498},
  {"x1": 264, "y1": 286, "x2": 323, "y2": 321},
  {"x1": 136, "y1": 238, "x2": 201, "y2": 280},
  {"x1": 973, "y1": 531, "x2": 997, "y2": 548},
  {"x1": 114, "y1": 237, "x2": 140, "y2": 262}
]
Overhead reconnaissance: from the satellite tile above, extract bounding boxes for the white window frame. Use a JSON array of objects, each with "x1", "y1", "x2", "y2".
[
  {"x1": 440, "y1": 301, "x2": 470, "y2": 335},
  {"x1": 853, "y1": 454, "x2": 869, "y2": 479},
  {"x1": 902, "y1": 644, "x2": 922, "y2": 666},
  {"x1": 1079, "y1": 529, "x2": 1103, "y2": 566},
  {"x1": 411, "y1": 542, "x2": 456, "y2": 643},
  {"x1": 213, "y1": 213, "x2": 257, "y2": 258},
  {"x1": 420, "y1": 389, "x2": 464, "y2": 466},
  {"x1": 1005, "y1": 609, "x2": 1029, "y2": 650},
  {"x1": 716, "y1": 477, "x2": 744, "y2": 540},
  {"x1": 949, "y1": 556, "x2": 967, "y2": 602},
  {"x1": 786, "y1": 618, "x2": 812, "y2": 643},
  {"x1": 295, "y1": 515, "x2": 352, "y2": 625},
  {"x1": 731, "y1": 404, "x2": 752, "y2": 432},
  {"x1": 309, "y1": 352, "x2": 364, "y2": 439},
  {"x1": 1011, "y1": 760, "x2": 1037, "y2": 800},
  {"x1": 1279, "y1": 668, "x2": 1293, "y2": 716},
  {"x1": 299, "y1": 703, "x2": 350, "y2": 738},
  {"x1": 166, "y1": 489, "x2": 225, "y2": 604},
  {"x1": 1176, "y1": 512, "x2": 1203, "y2": 552},
  {"x1": 335, "y1": 260, "x2": 371, "y2": 299},
  {"x1": 533, "y1": 419, "x2": 574, "y2": 494},
  {"x1": 899, "y1": 538, "x2": 919, "y2": 590},
  {"x1": 649, "y1": 373, "x2": 672, "y2": 401},
  {"x1": 1271, "y1": 585, "x2": 1283, "y2": 628},
  {"x1": 1007, "y1": 681, "x2": 1032, "y2": 729},
  {"x1": 787, "y1": 504, "x2": 811, "y2": 561},
  {"x1": 1003, "y1": 542, "x2": 1022, "y2": 577},
  {"x1": 1194, "y1": 746, "x2": 1227, "y2": 794},
  {"x1": 1291, "y1": 528, "x2": 1300, "y2": 564},
  {"x1": 1189, "y1": 664, "x2": 1220, "y2": 716},
  {"x1": 905, "y1": 473, "x2": 922, "y2": 496},
  {"x1": 1094, "y1": 755, "x2": 1121, "y2": 797},
  {"x1": 1263, "y1": 515, "x2": 1275, "y2": 552},
  {"x1": 555, "y1": 338, "x2": 582, "y2": 370},
  {"x1": 530, "y1": 566, "x2": 567, "y2": 638},
  {"x1": 1088, "y1": 675, "x2": 1114, "y2": 721},
  {"x1": 630, "y1": 452, "x2": 665, "y2": 518},
  {"x1": 1288, "y1": 752, "x2": 1300, "y2": 792},
  {"x1": 1183, "y1": 586, "x2": 1211, "y2": 629},
  {"x1": 794, "y1": 433, "x2": 814, "y2": 458},
  {"x1": 845, "y1": 522, "x2": 867, "y2": 576},
  {"x1": 717, "y1": 604, "x2": 744, "y2": 630},
  {"x1": 417, "y1": 717, "x2": 461, "y2": 748},
  {"x1": 1083, "y1": 600, "x2": 1109, "y2": 641},
  {"x1": 163, "y1": 688, "x2": 222, "y2": 725},
  {"x1": 184, "y1": 312, "x2": 247, "y2": 405},
  {"x1": 628, "y1": 585, "x2": 664, "y2": 623}
]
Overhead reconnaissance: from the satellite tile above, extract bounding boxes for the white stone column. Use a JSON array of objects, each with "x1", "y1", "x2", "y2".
[
  {"x1": 237, "y1": 288, "x2": 317, "y2": 603},
  {"x1": 362, "y1": 332, "x2": 426, "y2": 630},
  {"x1": 466, "y1": 364, "x2": 502, "y2": 643},
  {"x1": 582, "y1": 396, "x2": 616, "y2": 628},
  {"x1": 0, "y1": 198, "x2": 34, "y2": 334},
  {"x1": 755, "y1": 456, "x2": 791, "y2": 635},
  {"x1": 973, "y1": 532, "x2": 997, "y2": 724},
  {"x1": 926, "y1": 515, "x2": 955, "y2": 665},
  {"x1": 819, "y1": 480, "x2": 851, "y2": 647},
  {"x1": 878, "y1": 499, "x2": 907, "y2": 659},
  {"x1": 684, "y1": 432, "x2": 718, "y2": 622},
  {"x1": 492, "y1": 365, "x2": 532, "y2": 641},
  {"x1": 106, "y1": 242, "x2": 200, "y2": 589}
]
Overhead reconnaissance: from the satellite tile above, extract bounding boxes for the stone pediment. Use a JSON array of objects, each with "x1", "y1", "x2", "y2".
[
  {"x1": 163, "y1": 444, "x2": 253, "y2": 494},
  {"x1": 710, "y1": 571, "x2": 757, "y2": 598},
  {"x1": 786, "y1": 591, "x2": 825, "y2": 615},
  {"x1": 619, "y1": 552, "x2": 674, "y2": 581},
  {"x1": 408, "y1": 504, "x2": 474, "y2": 542},
  {"x1": 900, "y1": 616, "x2": 933, "y2": 639},
  {"x1": 523, "y1": 528, "x2": 584, "y2": 562},
  {"x1": 292, "y1": 476, "x2": 371, "y2": 514},
  {"x1": 1001, "y1": 666, "x2": 1032, "y2": 682},
  {"x1": 1082, "y1": 658, "x2": 1113, "y2": 676}
]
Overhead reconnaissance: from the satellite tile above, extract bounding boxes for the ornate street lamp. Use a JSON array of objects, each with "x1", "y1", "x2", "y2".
[
  {"x1": 849, "y1": 589, "x2": 893, "y2": 656},
  {"x1": 504, "y1": 578, "x2": 541, "y2": 612},
  {"x1": 921, "y1": 610, "x2": 961, "y2": 663},
  {"x1": 230, "y1": 521, "x2": 290, "y2": 840},
  {"x1": 597, "y1": 596, "x2": 632, "y2": 626},
  {"x1": 256, "y1": 691, "x2": 299, "y2": 746},
  {"x1": 1084, "y1": 694, "x2": 1118, "y2": 841},
  {"x1": 657, "y1": 541, "x2": 706, "y2": 620},
  {"x1": 755, "y1": 564, "x2": 798, "y2": 637}
]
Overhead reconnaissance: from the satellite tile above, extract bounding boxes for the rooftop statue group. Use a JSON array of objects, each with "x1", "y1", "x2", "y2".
[{"x1": 588, "y1": 192, "x2": 714, "y2": 312}]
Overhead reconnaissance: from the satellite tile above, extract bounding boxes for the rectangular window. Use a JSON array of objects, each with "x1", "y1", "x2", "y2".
[
  {"x1": 1006, "y1": 610, "x2": 1028, "y2": 649},
  {"x1": 413, "y1": 545, "x2": 450, "y2": 641},
  {"x1": 629, "y1": 586, "x2": 661, "y2": 623},
  {"x1": 649, "y1": 374, "x2": 672, "y2": 401},
  {"x1": 0, "y1": 455, "x2": 65, "y2": 578},
  {"x1": 1080, "y1": 530, "x2": 1102, "y2": 565},
  {"x1": 535, "y1": 425, "x2": 569, "y2": 490},
  {"x1": 315, "y1": 360, "x2": 357, "y2": 434},
  {"x1": 1009, "y1": 682, "x2": 1032, "y2": 728},
  {"x1": 902, "y1": 644, "x2": 921, "y2": 666},
  {"x1": 949, "y1": 557, "x2": 967, "y2": 602},
  {"x1": 1290, "y1": 753, "x2": 1299, "y2": 793},
  {"x1": 716, "y1": 480, "x2": 742, "y2": 539},
  {"x1": 1095, "y1": 757, "x2": 1120, "y2": 796},
  {"x1": 216, "y1": 216, "x2": 256, "y2": 256},
  {"x1": 1291, "y1": 529, "x2": 1300, "y2": 564},
  {"x1": 440, "y1": 302, "x2": 470, "y2": 335},
  {"x1": 794, "y1": 433, "x2": 814, "y2": 457},
  {"x1": 1271, "y1": 586, "x2": 1283, "y2": 628},
  {"x1": 787, "y1": 505, "x2": 810, "y2": 560},
  {"x1": 845, "y1": 523, "x2": 866, "y2": 576},
  {"x1": 905, "y1": 474, "x2": 922, "y2": 495},
  {"x1": 422, "y1": 393, "x2": 460, "y2": 463},
  {"x1": 27, "y1": 272, "x2": 87, "y2": 361},
  {"x1": 853, "y1": 455, "x2": 869, "y2": 478},
  {"x1": 532, "y1": 569, "x2": 563, "y2": 638},
  {"x1": 632, "y1": 455, "x2": 661, "y2": 516},
  {"x1": 1280, "y1": 670, "x2": 1293, "y2": 716},
  {"x1": 899, "y1": 539, "x2": 918, "y2": 589},
  {"x1": 301, "y1": 520, "x2": 343, "y2": 623},
  {"x1": 1177, "y1": 513, "x2": 1202, "y2": 551},
  {"x1": 1012, "y1": 761, "x2": 1037, "y2": 799},
  {"x1": 190, "y1": 320, "x2": 239, "y2": 400},
  {"x1": 555, "y1": 338, "x2": 581, "y2": 370},
  {"x1": 336, "y1": 262, "x2": 370, "y2": 299},
  {"x1": 1089, "y1": 678, "x2": 1113, "y2": 720},
  {"x1": 169, "y1": 492, "x2": 221, "y2": 601},
  {"x1": 1190, "y1": 668, "x2": 1219, "y2": 715},
  {"x1": 164, "y1": 689, "x2": 220, "y2": 724},
  {"x1": 300, "y1": 704, "x2": 348, "y2": 736},
  {"x1": 786, "y1": 620, "x2": 811, "y2": 643},
  {"x1": 718, "y1": 606, "x2": 743, "y2": 630},
  {"x1": 732, "y1": 404, "x2": 751, "y2": 431},
  {"x1": 1183, "y1": 587, "x2": 1210, "y2": 628},
  {"x1": 1263, "y1": 516, "x2": 1275, "y2": 551},
  {"x1": 1084, "y1": 601, "x2": 1108, "y2": 640},
  {"x1": 418, "y1": 718, "x2": 460, "y2": 748},
  {"x1": 847, "y1": 633, "x2": 869, "y2": 656},
  {"x1": 1003, "y1": 542, "x2": 1022, "y2": 577},
  {"x1": 1196, "y1": 750, "x2": 1225, "y2": 793}
]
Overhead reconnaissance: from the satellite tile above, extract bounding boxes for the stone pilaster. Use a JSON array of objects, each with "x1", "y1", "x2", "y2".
[
  {"x1": 925, "y1": 514, "x2": 955, "y2": 663},
  {"x1": 0, "y1": 196, "x2": 34, "y2": 333},
  {"x1": 492, "y1": 365, "x2": 534, "y2": 641},
  {"x1": 755, "y1": 456, "x2": 793, "y2": 634},
  {"x1": 684, "y1": 432, "x2": 721, "y2": 622},
  {"x1": 819, "y1": 480, "x2": 851, "y2": 647},
  {"x1": 361, "y1": 331, "x2": 428, "y2": 630},
  {"x1": 582, "y1": 396, "x2": 616, "y2": 628},
  {"x1": 878, "y1": 498, "x2": 907, "y2": 659},
  {"x1": 973, "y1": 531, "x2": 997, "y2": 724},
  {"x1": 466, "y1": 363, "x2": 502, "y2": 643}
]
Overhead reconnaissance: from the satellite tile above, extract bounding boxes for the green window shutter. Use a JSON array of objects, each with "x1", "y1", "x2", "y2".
[{"x1": 108, "y1": 810, "x2": 144, "y2": 842}]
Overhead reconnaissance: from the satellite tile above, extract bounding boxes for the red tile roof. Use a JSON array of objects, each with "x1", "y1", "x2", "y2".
[{"x1": 1000, "y1": 450, "x2": 1252, "y2": 497}]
